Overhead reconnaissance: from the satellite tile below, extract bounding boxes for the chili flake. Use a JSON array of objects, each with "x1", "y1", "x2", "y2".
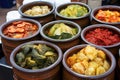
[{"x1": 85, "y1": 28, "x2": 120, "y2": 46}]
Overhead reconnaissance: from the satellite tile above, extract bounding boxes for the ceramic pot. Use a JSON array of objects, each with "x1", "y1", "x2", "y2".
[
  {"x1": 0, "y1": 18, "x2": 41, "y2": 65},
  {"x1": 62, "y1": 44, "x2": 116, "y2": 80},
  {"x1": 18, "y1": 1, "x2": 55, "y2": 25},
  {"x1": 91, "y1": 5, "x2": 120, "y2": 29},
  {"x1": 81, "y1": 24, "x2": 120, "y2": 58},
  {"x1": 10, "y1": 41, "x2": 63, "y2": 80},
  {"x1": 55, "y1": 2, "x2": 91, "y2": 29},
  {"x1": 40, "y1": 20, "x2": 81, "y2": 52}
]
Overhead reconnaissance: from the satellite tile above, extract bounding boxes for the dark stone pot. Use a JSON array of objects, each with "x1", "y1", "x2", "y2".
[
  {"x1": 0, "y1": 18, "x2": 41, "y2": 65},
  {"x1": 18, "y1": 1, "x2": 55, "y2": 26},
  {"x1": 55, "y1": 2, "x2": 91, "y2": 29},
  {"x1": 10, "y1": 41, "x2": 63, "y2": 80},
  {"x1": 62, "y1": 44, "x2": 116, "y2": 80}
]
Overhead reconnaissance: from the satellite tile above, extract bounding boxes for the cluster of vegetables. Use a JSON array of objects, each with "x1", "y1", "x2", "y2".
[
  {"x1": 15, "y1": 44, "x2": 58, "y2": 70},
  {"x1": 95, "y1": 10, "x2": 120, "y2": 23},
  {"x1": 3, "y1": 21, "x2": 38, "y2": 38},
  {"x1": 24, "y1": 6, "x2": 50, "y2": 16},
  {"x1": 67, "y1": 45, "x2": 110, "y2": 76},
  {"x1": 59, "y1": 5, "x2": 88, "y2": 18},
  {"x1": 47, "y1": 23, "x2": 78, "y2": 39}
]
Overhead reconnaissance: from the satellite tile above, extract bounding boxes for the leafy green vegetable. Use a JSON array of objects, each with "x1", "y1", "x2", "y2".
[
  {"x1": 26, "y1": 57, "x2": 37, "y2": 67},
  {"x1": 47, "y1": 23, "x2": 78, "y2": 39},
  {"x1": 60, "y1": 5, "x2": 88, "y2": 18},
  {"x1": 15, "y1": 44, "x2": 58, "y2": 70},
  {"x1": 16, "y1": 52, "x2": 25, "y2": 64},
  {"x1": 48, "y1": 33, "x2": 72, "y2": 39}
]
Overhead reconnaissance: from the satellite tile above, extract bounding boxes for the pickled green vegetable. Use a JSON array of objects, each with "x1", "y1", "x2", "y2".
[
  {"x1": 15, "y1": 44, "x2": 58, "y2": 70},
  {"x1": 47, "y1": 23, "x2": 78, "y2": 39},
  {"x1": 60, "y1": 5, "x2": 88, "y2": 18}
]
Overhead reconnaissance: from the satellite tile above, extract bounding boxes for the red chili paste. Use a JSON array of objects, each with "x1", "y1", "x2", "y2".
[{"x1": 85, "y1": 28, "x2": 120, "y2": 46}]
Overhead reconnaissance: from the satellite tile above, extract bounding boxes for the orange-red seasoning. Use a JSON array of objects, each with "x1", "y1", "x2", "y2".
[
  {"x1": 85, "y1": 28, "x2": 120, "y2": 46},
  {"x1": 3, "y1": 21, "x2": 38, "y2": 38}
]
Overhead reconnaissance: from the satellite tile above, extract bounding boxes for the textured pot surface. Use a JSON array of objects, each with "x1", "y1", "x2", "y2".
[
  {"x1": 0, "y1": 18, "x2": 41, "y2": 65},
  {"x1": 40, "y1": 20, "x2": 82, "y2": 51},
  {"x1": 62, "y1": 44, "x2": 116, "y2": 80},
  {"x1": 18, "y1": 1, "x2": 55, "y2": 25},
  {"x1": 55, "y1": 2, "x2": 91, "y2": 29},
  {"x1": 81, "y1": 24, "x2": 120, "y2": 57},
  {"x1": 10, "y1": 41, "x2": 63, "y2": 80},
  {"x1": 91, "y1": 5, "x2": 120, "y2": 29}
]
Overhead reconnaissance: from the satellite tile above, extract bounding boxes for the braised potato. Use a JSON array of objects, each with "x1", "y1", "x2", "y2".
[
  {"x1": 67, "y1": 54, "x2": 77, "y2": 67},
  {"x1": 72, "y1": 62, "x2": 85, "y2": 74},
  {"x1": 67, "y1": 45, "x2": 110, "y2": 76}
]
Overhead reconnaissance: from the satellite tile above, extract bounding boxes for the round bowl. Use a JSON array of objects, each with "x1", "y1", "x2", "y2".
[
  {"x1": 18, "y1": 1, "x2": 55, "y2": 25},
  {"x1": 40, "y1": 20, "x2": 81, "y2": 51},
  {"x1": 91, "y1": 5, "x2": 120, "y2": 29},
  {"x1": 10, "y1": 41, "x2": 63, "y2": 80},
  {"x1": 63, "y1": 44, "x2": 116, "y2": 80},
  {"x1": 0, "y1": 18, "x2": 41, "y2": 65},
  {"x1": 55, "y1": 2, "x2": 91, "y2": 29},
  {"x1": 81, "y1": 24, "x2": 120, "y2": 57}
]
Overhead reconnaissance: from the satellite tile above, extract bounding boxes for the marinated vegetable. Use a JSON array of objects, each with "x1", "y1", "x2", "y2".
[
  {"x1": 46, "y1": 23, "x2": 78, "y2": 39},
  {"x1": 85, "y1": 28, "x2": 120, "y2": 46},
  {"x1": 15, "y1": 44, "x2": 58, "y2": 69},
  {"x1": 67, "y1": 45, "x2": 110, "y2": 76},
  {"x1": 3, "y1": 21, "x2": 38, "y2": 38},
  {"x1": 60, "y1": 5, "x2": 88, "y2": 18},
  {"x1": 24, "y1": 6, "x2": 50, "y2": 16},
  {"x1": 95, "y1": 10, "x2": 120, "y2": 23}
]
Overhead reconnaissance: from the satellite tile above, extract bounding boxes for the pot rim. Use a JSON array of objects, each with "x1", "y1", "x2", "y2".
[
  {"x1": 0, "y1": 18, "x2": 41, "y2": 41},
  {"x1": 55, "y1": 2, "x2": 91, "y2": 20},
  {"x1": 91, "y1": 5, "x2": 120, "y2": 24},
  {"x1": 62, "y1": 44, "x2": 116, "y2": 79},
  {"x1": 81, "y1": 24, "x2": 120, "y2": 48},
  {"x1": 40, "y1": 20, "x2": 81, "y2": 42},
  {"x1": 10, "y1": 41, "x2": 63, "y2": 73},
  {"x1": 18, "y1": 1, "x2": 55, "y2": 18}
]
